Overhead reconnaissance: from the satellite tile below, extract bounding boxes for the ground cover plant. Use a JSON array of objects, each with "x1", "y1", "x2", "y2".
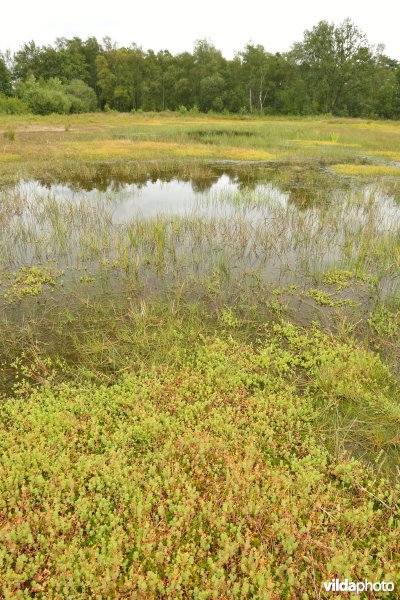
[
  {"x1": 1, "y1": 328, "x2": 399, "y2": 597},
  {"x1": 0, "y1": 113, "x2": 399, "y2": 597}
]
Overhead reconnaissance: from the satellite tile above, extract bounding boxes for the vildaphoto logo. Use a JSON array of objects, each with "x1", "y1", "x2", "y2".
[{"x1": 322, "y1": 578, "x2": 394, "y2": 594}]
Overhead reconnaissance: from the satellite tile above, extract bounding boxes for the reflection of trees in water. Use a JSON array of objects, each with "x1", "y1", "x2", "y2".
[
  {"x1": 35, "y1": 163, "x2": 350, "y2": 210},
  {"x1": 189, "y1": 166, "x2": 274, "y2": 193},
  {"x1": 277, "y1": 168, "x2": 341, "y2": 209},
  {"x1": 190, "y1": 176, "x2": 217, "y2": 193},
  {"x1": 36, "y1": 164, "x2": 275, "y2": 196},
  {"x1": 287, "y1": 186, "x2": 319, "y2": 208}
]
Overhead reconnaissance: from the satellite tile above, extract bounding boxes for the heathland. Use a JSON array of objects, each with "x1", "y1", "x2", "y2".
[{"x1": 0, "y1": 113, "x2": 399, "y2": 597}]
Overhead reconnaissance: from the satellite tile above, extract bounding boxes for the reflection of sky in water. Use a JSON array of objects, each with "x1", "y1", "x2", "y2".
[
  {"x1": 4, "y1": 177, "x2": 400, "y2": 236},
  {"x1": 2, "y1": 176, "x2": 400, "y2": 316},
  {"x1": 12, "y1": 176, "x2": 289, "y2": 223}
]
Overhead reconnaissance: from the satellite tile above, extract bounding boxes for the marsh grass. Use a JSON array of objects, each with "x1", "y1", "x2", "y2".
[
  {"x1": 1, "y1": 113, "x2": 400, "y2": 596},
  {"x1": 3, "y1": 127, "x2": 15, "y2": 141},
  {"x1": 333, "y1": 164, "x2": 400, "y2": 176},
  {"x1": 1, "y1": 176, "x2": 400, "y2": 462}
]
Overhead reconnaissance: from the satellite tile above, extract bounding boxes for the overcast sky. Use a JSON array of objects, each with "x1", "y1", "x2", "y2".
[{"x1": 2, "y1": 0, "x2": 399, "y2": 59}]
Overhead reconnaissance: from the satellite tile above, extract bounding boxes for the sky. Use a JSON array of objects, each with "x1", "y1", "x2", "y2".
[{"x1": 2, "y1": 0, "x2": 400, "y2": 59}]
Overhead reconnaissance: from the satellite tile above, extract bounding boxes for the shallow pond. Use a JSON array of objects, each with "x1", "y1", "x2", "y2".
[
  {"x1": 1, "y1": 170, "x2": 400, "y2": 327},
  {"x1": 8, "y1": 174, "x2": 288, "y2": 222}
]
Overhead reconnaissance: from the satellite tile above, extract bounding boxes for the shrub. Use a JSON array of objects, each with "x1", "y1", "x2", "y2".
[
  {"x1": 17, "y1": 76, "x2": 99, "y2": 115},
  {"x1": 19, "y1": 76, "x2": 72, "y2": 115},
  {"x1": 65, "y1": 79, "x2": 98, "y2": 113},
  {"x1": 0, "y1": 93, "x2": 29, "y2": 115}
]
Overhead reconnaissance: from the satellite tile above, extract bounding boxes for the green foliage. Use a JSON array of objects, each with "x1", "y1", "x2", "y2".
[
  {"x1": 272, "y1": 321, "x2": 400, "y2": 458},
  {"x1": 199, "y1": 74, "x2": 225, "y2": 112},
  {"x1": 305, "y1": 288, "x2": 355, "y2": 307},
  {"x1": 0, "y1": 93, "x2": 29, "y2": 114},
  {"x1": 65, "y1": 78, "x2": 98, "y2": 112},
  {"x1": 6, "y1": 19, "x2": 400, "y2": 118},
  {"x1": 18, "y1": 75, "x2": 98, "y2": 115},
  {"x1": 18, "y1": 76, "x2": 72, "y2": 114},
  {"x1": 0, "y1": 57, "x2": 12, "y2": 95},
  {"x1": 369, "y1": 304, "x2": 400, "y2": 338},
  {"x1": 13, "y1": 37, "x2": 99, "y2": 85},
  {"x1": 291, "y1": 19, "x2": 374, "y2": 115},
  {"x1": 0, "y1": 326, "x2": 399, "y2": 596},
  {"x1": 322, "y1": 268, "x2": 357, "y2": 288}
]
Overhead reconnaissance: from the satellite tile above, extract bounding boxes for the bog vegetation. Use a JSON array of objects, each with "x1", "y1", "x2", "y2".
[
  {"x1": 1, "y1": 18, "x2": 400, "y2": 118},
  {"x1": 0, "y1": 111, "x2": 399, "y2": 596}
]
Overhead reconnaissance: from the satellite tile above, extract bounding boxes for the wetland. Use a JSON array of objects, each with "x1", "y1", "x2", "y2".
[{"x1": 1, "y1": 114, "x2": 400, "y2": 597}]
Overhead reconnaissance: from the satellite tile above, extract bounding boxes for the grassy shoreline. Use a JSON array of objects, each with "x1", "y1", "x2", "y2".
[{"x1": 1, "y1": 112, "x2": 400, "y2": 171}]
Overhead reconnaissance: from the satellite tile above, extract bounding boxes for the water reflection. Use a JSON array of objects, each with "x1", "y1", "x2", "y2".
[
  {"x1": 20, "y1": 163, "x2": 350, "y2": 209},
  {"x1": 2, "y1": 169, "x2": 400, "y2": 332},
  {"x1": 10, "y1": 175, "x2": 289, "y2": 223}
]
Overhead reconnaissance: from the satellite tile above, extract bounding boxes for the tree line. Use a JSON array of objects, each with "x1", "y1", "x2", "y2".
[{"x1": 1, "y1": 19, "x2": 400, "y2": 118}]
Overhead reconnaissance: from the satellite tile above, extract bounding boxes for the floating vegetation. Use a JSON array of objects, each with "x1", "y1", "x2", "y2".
[
  {"x1": 321, "y1": 268, "x2": 366, "y2": 289},
  {"x1": 2, "y1": 266, "x2": 61, "y2": 304},
  {"x1": 305, "y1": 288, "x2": 357, "y2": 307}
]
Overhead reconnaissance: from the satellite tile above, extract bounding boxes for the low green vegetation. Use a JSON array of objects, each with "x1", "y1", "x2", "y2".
[
  {"x1": 1, "y1": 112, "x2": 400, "y2": 182},
  {"x1": 2, "y1": 266, "x2": 59, "y2": 303},
  {"x1": 1, "y1": 325, "x2": 399, "y2": 597},
  {"x1": 0, "y1": 94, "x2": 28, "y2": 115},
  {"x1": 14, "y1": 76, "x2": 98, "y2": 115},
  {"x1": 0, "y1": 113, "x2": 399, "y2": 595},
  {"x1": 304, "y1": 288, "x2": 356, "y2": 307}
]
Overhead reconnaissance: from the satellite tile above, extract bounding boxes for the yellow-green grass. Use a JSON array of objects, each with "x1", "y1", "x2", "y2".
[
  {"x1": 333, "y1": 164, "x2": 400, "y2": 176},
  {"x1": 63, "y1": 139, "x2": 276, "y2": 161},
  {"x1": 1, "y1": 113, "x2": 399, "y2": 176},
  {"x1": 288, "y1": 139, "x2": 361, "y2": 148},
  {"x1": 0, "y1": 152, "x2": 19, "y2": 162},
  {"x1": 367, "y1": 150, "x2": 400, "y2": 162}
]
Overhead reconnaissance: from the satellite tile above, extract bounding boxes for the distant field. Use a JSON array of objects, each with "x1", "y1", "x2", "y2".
[{"x1": 1, "y1": 112, "x2": 400, "y2": 173}]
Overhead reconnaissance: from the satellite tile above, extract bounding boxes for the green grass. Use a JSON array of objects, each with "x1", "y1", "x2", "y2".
[{"x1": 0, "y1": 112, "x2": 399, "y2": 180}]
